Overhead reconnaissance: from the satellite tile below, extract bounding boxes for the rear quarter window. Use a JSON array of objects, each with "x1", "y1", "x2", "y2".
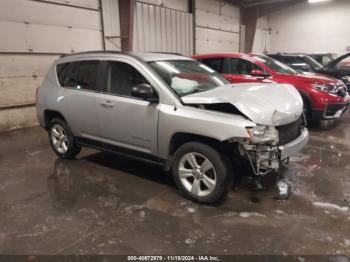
[
  {"x1": 56, "y1": 63, "x2": 67, "y2": 86},
  {"x1": 56, "y1": 60, "x2": 99, "y2": 90},
  {"x1": 56, "y1": 62, "x2": 79, "y2": 87}
]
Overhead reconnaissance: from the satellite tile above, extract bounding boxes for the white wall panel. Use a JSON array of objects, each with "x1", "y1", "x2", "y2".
[
  {"x1": 266, "y1": 0, "x2": 350, "y2": 56},
  {"x1": 196, "y1": 27, "x2": 239, "y2": 54},
  {"x1": 0, "y1": 21, "x2": 102, "y2": 53},
  {"x1": 0, "y1": 0, "x2": 105, "y2": 131},
  {"x1": 0, "y1": 55, "x2": 54, "y2": 77},
  {"x1": 196, "y1": 9, "x2": 239, "y2": 32},
  {"x1": 101, "y1": 0, "x2": 121, "y2": 51},
  {"x1": 0, "y1": 0, "x2": 103, "y2": 53},
  {"x1": 0, "y1": 0, "x2": 101, "y2": 30},
  {"x1": 0, "y1": 54, "x2": 56, "y2": 106},
  {"x1": 134, "y1": 1, "x2": 193, "y2": 56},
  {"x1": 220, "y1": 1, "x2": 240, "y2": 18},
  {"x1": 195, "y1": 0, "x2": 240, "y2": 54},
  {"x1": 252, "y1": 17, "x2": 270, "y2": 54},
  {"x1": 1, "y1": 76, "x2": 44, "y2": 106},
  {"x1": 42, "y1": 0, "x2": 100, "y2": 9},
  {"x1": 196, "y1": 0, "x2": 239, "y2": 17},
  {"x1": 0, "y1": 107, "x2": 38, "y2": 132}
]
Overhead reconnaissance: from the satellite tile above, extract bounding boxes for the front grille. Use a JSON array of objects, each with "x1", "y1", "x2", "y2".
[
  {"x1": 325, "y1": 103, "x2": 347, "y2": 117},
  {"x1": 277, "y1": 117, "x2": 303, "y2": 145}
]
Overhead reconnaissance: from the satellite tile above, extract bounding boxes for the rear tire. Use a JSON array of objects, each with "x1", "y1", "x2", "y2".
[
  {"x1": 172, "y1": 142, "x2": 234, "y2": 204},
  {"x1": 48, "y1": 118, "x2": 81, "y2": 159}
]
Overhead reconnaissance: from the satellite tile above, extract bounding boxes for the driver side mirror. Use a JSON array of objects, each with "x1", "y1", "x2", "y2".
[
  {"x1": 250, "y1": 70, "x2": 270, "y2": 78},
  {"x1": 131, "y1": 83, "x2": 158, "y2": 103}
]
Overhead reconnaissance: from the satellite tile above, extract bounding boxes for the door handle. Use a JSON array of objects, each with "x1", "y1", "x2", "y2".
[{"x1": 100, "y1": 100, "x2": 114, "y2": 108}]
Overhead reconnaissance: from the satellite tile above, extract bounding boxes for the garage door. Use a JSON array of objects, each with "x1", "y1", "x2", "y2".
[
  {"x1": 0, "y1": 0, "x2": 104, "y2": 131},
  {"x1": 133, "y1": 1, "x2": 194, "y2": 56},
  {"x1": 195, "y1": 0, "x2": 240, "y2": 54}
]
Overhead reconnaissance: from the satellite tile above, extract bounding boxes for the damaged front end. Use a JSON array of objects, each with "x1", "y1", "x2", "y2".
[
  {"x1": 237, "y1": 125, "x2": 281, "y2": 176},
  {"x1": 191, "y1": 102, "x2": 309, "y2": 177},
  {"x1": 181, "y1": 83, "x2": 308, "y2": 176},
  {"x1": 233, "y1": 117, "x2": 309, "y2": 177}
]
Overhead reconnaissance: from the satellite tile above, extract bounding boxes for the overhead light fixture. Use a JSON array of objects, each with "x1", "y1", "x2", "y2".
[{"x1": 308, "y1": 0, "x2": 332, "y2": 3}]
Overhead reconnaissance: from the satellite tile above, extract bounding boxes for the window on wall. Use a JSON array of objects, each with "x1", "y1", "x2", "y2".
[
  {"x1": 77, "y1": 61, "x2": 99, "y2": 91},
  {"x1": 229, "y1": 58, "x2": 262, "y2": 75},
  {"x1": 107, "y1": 61, "x2": 150, "y2": 97},
  {"x1": 200, "y1": 58, "x2": 226, "y2": 73}
]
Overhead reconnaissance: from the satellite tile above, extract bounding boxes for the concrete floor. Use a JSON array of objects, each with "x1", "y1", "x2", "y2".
[{"x1": 0, "y1": 113, "x2": 350, "y2": 256}]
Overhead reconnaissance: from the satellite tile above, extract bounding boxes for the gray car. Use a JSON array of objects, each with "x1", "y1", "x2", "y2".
[{"x1": 36, "y1": 51, "x2": 309, "y2": 204}]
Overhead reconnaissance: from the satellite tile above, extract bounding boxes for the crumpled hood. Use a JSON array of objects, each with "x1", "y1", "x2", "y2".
[{"x1": 182, "y1": 83, "x2": 303, "y2": 126}]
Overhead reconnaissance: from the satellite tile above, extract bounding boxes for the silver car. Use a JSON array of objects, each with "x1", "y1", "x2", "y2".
[{"x1": 36, "y1": 51, "x2": 309, "y2": 204}]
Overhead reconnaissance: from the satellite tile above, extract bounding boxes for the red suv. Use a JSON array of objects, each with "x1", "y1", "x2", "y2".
[{"x1": 193, "y1": 53, "x2": 350, "y2": 122}]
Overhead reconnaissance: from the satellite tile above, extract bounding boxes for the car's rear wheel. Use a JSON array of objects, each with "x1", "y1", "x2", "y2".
[
  {"x1": 172, "y1": 142, "x2": 233, "y2": 204},
  {"x1": 48, "y1": 118, "x2": 81, "y2": 159}
]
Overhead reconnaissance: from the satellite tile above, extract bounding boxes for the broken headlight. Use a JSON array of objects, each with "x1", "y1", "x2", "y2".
[{"x1": 246, "y1": 125, "x2": 279, "y2": 144}]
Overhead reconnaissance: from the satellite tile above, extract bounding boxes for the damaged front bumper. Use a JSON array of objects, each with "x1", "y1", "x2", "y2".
[
  {"x1": 239, "y1": 128, "x2": 309, "y2": 176},
  {"x1": 279, "y1": 129, "x2": 309, "y2": 160}
]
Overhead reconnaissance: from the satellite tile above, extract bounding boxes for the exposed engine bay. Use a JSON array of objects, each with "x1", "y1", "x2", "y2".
[{"x1": 189, "y1": 102, "x2": 306, "y2": 176}]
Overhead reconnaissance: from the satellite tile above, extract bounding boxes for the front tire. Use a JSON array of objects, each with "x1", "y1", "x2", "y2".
[
  {"x1": 48, "y1": 118, "x2": 81, "y2": 159},
  {"x1": 172, "y1": 142, "x2": 234, "y2": 204}
]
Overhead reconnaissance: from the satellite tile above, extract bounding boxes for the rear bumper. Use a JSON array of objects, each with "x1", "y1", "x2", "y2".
[
  {"x1": 279, "y1": 129, "x2": 309, "y2": 160},
  {"x1": 36, "y1": 105, "x2": 46, "y2": 128},
  {"x1": 311, "y1": 102, "x2": 349, "y2": 121}
]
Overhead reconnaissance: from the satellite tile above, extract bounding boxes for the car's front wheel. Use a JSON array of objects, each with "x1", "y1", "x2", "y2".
[
  {"x1": 48, "y1": 118, "x2": 81, "y2": 159},
  {"x1": 172, "y1": 142, "x2": 233, "y2": 204}
]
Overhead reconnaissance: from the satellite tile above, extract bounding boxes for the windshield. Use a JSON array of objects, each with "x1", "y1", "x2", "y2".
[
  {"x1": 148, "y1": 60, "x2": 229, "y2": 97},
  {"x1": 253, "y1": 55, "x2": 297, "y2": 75},
  {"x1": 304, "y1": 56, "x2": 323, "y2": 70},
  {"x1": 337, "y1": 55, "x2": 350, "y2": 71},
  {"x1": 309, "y1": 54, "x2": 335, "y2": 66}
]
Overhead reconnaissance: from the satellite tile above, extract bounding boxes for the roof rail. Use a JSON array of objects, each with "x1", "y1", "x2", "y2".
[
  {"x1": 148, "y1": 52, "x2": 183, "y2": 56},
  {"x1": 59, "y1": 50, "x2": 127, "y2": 58}
]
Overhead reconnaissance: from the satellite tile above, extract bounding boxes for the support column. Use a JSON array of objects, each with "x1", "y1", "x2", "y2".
[
  {"x1": 118, "y1": 0, "x2": 135, "y2": 51},
  {"x1": 242, "y1": 7, "x2": 258, "y2": 53}
]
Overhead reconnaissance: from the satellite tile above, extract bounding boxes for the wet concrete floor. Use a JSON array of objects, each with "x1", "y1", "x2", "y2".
[{"x1": 0, "y1": 113, "x2": 350, "y2": 255}]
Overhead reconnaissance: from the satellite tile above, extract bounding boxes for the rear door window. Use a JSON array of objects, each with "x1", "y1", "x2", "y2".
[
  {"x1": 77, "y1": 61, "x2": 99, "y2": 91},
  {"x1": 229, "y1": 58, "x2": 262, "y2": 75},
  {"x1": 201, "y1": 57, "x2": 226, "y2": 73}
]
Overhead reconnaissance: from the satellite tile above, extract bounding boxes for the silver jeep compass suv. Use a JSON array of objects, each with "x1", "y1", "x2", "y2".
[{"x1": 36, "y1": 51, "x2": 309, "y2": 204}]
